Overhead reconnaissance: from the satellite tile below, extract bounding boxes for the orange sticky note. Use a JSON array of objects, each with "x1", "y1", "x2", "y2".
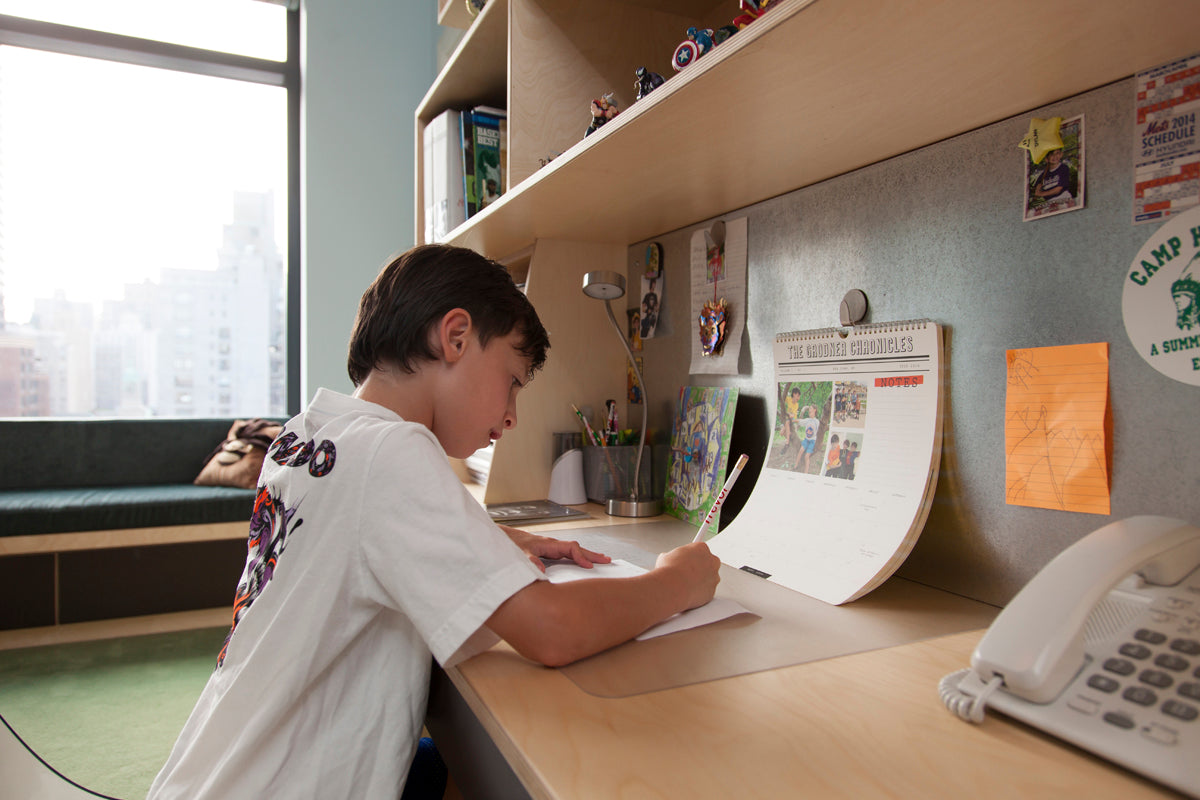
[{"x1": 1005, "y1": 343, "x2": 1110, "y2": 514}]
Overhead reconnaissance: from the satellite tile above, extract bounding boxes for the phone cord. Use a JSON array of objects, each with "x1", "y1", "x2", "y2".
[{"x1": 938, "y1": 668, "x2": 1003, "y2": 723}]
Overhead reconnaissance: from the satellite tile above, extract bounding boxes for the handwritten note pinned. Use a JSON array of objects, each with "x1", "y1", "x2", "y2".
[{"x1": 1005, "y1": 343, "x2": 1110, "y2": 514}]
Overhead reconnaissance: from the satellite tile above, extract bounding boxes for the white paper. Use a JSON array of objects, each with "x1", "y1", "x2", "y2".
[
  {"x1": 542, "y1": 558, "x2": 748, "y2": 639},
  {"x1": 542, "y1": 558, "x2": 648, "y2": 582},
  {"x1": 708, "y1": 320, "x2": 943, "y2": 605},
  {"x1": 635, "y1": 597, "x2": 748, "y2": 641},
  {"x1": 689, "y1": 217, "x2": 747, "y2": 375}
]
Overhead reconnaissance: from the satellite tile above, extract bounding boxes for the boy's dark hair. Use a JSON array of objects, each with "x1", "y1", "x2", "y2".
[{"x1": 347, "y1": 244, "x2": 550, "y2": 386}]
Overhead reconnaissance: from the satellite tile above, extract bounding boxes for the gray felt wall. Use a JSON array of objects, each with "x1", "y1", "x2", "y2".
[{"x1": 626, "y1": 77, "x2": 1197, "y2": 608}]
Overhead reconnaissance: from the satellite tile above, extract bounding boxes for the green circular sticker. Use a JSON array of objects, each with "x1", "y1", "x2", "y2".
[{"x1": 1123, "y1": 204, "x2": 1200, "y2": 385}]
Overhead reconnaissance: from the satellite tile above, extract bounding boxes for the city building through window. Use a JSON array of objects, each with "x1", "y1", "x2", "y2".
[{"x1": 0, "y1": 0, "x2": 297, "y2": 418}]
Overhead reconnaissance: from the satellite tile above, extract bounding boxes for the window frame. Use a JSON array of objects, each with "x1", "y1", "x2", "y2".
[{"x1": 0, "y1": 8, "x2": 302, "y2": 416}]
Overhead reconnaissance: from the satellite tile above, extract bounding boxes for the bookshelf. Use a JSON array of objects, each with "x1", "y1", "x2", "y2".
[{"x1": 418, "y1": 0, "x2": 1200, "y2": 503}]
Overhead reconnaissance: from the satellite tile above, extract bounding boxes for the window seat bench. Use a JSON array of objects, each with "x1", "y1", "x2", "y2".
[{"x1": 0, "y1": 418, "x2": 265, "y2": 630}]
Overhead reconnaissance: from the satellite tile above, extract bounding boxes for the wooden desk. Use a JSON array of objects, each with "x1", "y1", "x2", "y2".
[{"x1": 429, "y1": 509, "x2": 1180, "y2": 799}]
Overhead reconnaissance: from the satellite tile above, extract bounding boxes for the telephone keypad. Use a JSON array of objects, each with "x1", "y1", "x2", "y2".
[
  {"x1": 1171, "y1": 638, "x2": 1200, "y2": 655},
  {"x1": 1104, "y1": 657, "x2": 1136, "y2": 676},
  {"x1": 1119, "y1": 643, "x2": 1152, "y2": 659},
  {"x1": 1135, "y1": 628, "x2": 1167, "y2": 645},
  {"x1": 1083, "y1": 624, "x2": 1199, "y2": 737},
  {"x1": 1162, "y1": 700, "x2": 1198, "y2": 722},
  {"x1": 1155, "y1": 653, "x2": 1189, "y2": 671},
  {"x1": 1124, "y1": 686, "x2": 1158, "y2": 706},
  {"x1": 1103, "y1": 711, "x2": 1135, "y2": 729},
  {"x1": 1138, "y1": 669, "x2": 1173, "y2": 689}
]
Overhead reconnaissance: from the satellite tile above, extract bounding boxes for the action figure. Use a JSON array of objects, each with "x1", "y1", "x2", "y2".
[
  {"x1": 585, "y1": 93, "x2": 619, "y2": 137},
  {"x1": 634, "y1": 67, "x2": 665, "y2": 100}
]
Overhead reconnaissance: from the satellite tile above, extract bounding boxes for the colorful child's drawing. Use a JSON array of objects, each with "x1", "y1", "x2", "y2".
[{"x1": 663, "y1": 386, "x2": 738, "y2": 528}]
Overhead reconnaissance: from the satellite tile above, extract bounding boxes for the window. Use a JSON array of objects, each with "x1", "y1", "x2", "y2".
[{"x1": 0, "y1": 0, "x2": 298, "y2": 418}]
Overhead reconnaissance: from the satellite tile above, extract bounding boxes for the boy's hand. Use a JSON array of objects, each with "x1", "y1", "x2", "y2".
[
  {"x1": 654, "y1": 542, "x2": 721, "y2": 611},
  {"x1": 488, "y1": 539, "x2": 719, "y2": 667},
  {"x1": 498, "y1": 524, "x2": 611, "y2": 572}
]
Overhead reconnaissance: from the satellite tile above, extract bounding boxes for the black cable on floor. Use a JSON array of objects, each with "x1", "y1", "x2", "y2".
[{"x1": 0, "y1": 710, "x2": 124, "y2": 800}]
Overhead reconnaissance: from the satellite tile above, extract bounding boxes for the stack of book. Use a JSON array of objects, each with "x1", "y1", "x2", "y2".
[{"x1": 423, "y1": 105, "x2": 507, "y2": 242}]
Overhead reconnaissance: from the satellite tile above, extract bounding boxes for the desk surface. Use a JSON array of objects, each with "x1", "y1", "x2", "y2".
[{"x1": 441, "y1": 507, "x2": 1180, "y2": 799}]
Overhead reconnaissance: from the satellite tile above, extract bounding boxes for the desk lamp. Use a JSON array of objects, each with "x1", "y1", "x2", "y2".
[{"x1": 581, "y1": 270, "x2": 662, "y2": 517}]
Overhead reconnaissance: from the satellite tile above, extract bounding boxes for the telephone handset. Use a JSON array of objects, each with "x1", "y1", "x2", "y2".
[{"x1": 940, "y1": 515, "x2": 1200, "y2": 798}]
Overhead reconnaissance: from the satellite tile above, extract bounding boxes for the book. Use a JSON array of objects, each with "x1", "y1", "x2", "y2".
[
  {"x1": 498, "y1": 117, "x2": 507, "y2": 199},
  {"x1": 663, "y1": 386, "x2": 739, "y2": 529},
  {"x1": 467, "y1": 107, "x2": 505, "y2": 215},
  {"x1": 425, "y1": 108, "x2": 465, "y2": 241},
  {"x1": 422, "y1": 113, "x2": 435, "y2": 243},
  {"x1": 460, "y1": 111, "x2": 476, "y2": 218},
  {"x1": 708, "y1": 319, "x2": 944, "y2": 605},
  {"x1": 485, "y1": 499, "x2": 589, "y2": 525}
]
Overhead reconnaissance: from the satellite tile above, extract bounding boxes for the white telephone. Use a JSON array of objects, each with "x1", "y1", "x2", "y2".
[{"x1": 940, "y1": 515, "x2": 1200, "y2": 798}]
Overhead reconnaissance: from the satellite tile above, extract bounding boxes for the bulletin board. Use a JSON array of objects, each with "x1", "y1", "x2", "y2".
[{"x1": 627, "y1": 77, "x2": 1198, "y2": 608}]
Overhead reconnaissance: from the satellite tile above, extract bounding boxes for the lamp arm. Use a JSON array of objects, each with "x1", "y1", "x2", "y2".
[{"x1": 602, "y1": 298, "x2": 649, "y2": 500}]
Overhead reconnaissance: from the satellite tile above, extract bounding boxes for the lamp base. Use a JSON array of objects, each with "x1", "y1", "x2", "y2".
[{"x1": 606, "y1": 497, "x2": 663, "y2": 517}]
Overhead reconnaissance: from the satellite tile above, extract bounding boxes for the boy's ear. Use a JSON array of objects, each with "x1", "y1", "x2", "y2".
[{"x1": 438, "y1": 308, "x2": 473, "y2": 363}]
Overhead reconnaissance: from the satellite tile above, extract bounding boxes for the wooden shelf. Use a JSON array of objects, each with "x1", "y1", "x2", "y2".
[
  {"x1": 421, "y1": 0, "x2": 508, "y2": 119},
  {"x1": 434, "y1": 0, "x2": 1200, "y2": 261}
]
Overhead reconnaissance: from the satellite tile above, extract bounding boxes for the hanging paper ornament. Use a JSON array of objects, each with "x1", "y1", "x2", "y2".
[{"x1": 699, "y1": 297, "x2": 729, "y2": 356}]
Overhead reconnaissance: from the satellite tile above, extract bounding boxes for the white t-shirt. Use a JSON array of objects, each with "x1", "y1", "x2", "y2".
[{"x1": 148, "y1": 388, "x2": 543, "y2": 799}]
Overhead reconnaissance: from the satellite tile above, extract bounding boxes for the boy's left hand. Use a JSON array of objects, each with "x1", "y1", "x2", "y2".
[{"x1": 498, "y1": 524, "x2": 612, "y2": 572}]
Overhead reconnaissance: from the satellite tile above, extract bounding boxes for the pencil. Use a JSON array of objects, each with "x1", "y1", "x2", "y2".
[
  {"x1": 571, "y1": 403, "x2": 603, "y2": 447},
  {"x1": 692, "y1": 453, "x2": 749, "y2": 543}
]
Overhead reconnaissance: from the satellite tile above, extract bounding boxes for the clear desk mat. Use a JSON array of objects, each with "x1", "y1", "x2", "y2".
[{"x1": 547, "y1": 520, "x2": 1000, "y2": 698}]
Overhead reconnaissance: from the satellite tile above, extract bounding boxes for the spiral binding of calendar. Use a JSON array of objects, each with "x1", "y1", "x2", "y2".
[
  {"x1": 775, "y1": 326, "x2": 841, "y2": 343},
  {"x1": 776, "y1": 318, "x2": 932, "y2": 342}
]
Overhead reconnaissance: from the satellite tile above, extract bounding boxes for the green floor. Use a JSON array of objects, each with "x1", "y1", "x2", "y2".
[{"x1": 0, "y1": 627, "x2": 225, "y2": 800}]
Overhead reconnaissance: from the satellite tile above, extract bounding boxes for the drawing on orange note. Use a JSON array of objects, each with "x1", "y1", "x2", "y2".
[{"x1": 1005, "y1": 343, "x2": 1110, "y2": 514}]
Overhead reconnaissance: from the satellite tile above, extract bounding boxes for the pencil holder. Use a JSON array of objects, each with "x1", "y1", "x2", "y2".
[{"x1": 582, "y1": 445, "x2": 667, "y2": 504}]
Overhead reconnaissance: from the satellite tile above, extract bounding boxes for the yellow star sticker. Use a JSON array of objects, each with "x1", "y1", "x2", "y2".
[{"x1": 1018, "y1": 117, "x2": 1063, "y2": 164}]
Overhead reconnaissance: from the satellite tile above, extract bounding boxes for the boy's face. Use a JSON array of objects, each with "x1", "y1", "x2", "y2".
[{"x1": 437, "y1": 329, "x2": 533, "y2": 459}]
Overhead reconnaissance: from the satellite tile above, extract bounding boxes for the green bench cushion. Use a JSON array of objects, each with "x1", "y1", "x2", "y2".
[{"x1": 0, "y1": 485, "x2": 256, "y2": 537}]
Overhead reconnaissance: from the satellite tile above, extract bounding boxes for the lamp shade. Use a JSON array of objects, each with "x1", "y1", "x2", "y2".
[{"x1": 581, "y1": 270, "x2": 626, "y2": 300}]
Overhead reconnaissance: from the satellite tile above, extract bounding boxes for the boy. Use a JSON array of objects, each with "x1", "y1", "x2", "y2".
[
  {"x1": 793, "y1": 404, "x2": 820, "y2": 474},
  {"x1": 824, "y1": 433, "x2": 841, "y2": 476},
  {"x1": 781, "y1": 387, "x2": 801, "y2": 455},
  {"x1": 843, "y1": 440, "x2": 859, "y2": 479},
  {"x1": 148, "y1": 245, "x2": 719, "y2": 799}
]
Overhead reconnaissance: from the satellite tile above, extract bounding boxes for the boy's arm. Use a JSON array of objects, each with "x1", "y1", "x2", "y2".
[{"x1": 486, "y1": 542, "x2": 720, "y2": 667}]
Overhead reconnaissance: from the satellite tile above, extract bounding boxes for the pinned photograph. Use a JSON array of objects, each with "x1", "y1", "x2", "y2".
[{"x1": 1023, "y1": 114, "x2": 1085, "y2": 221}]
